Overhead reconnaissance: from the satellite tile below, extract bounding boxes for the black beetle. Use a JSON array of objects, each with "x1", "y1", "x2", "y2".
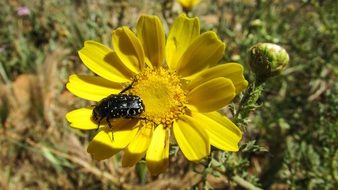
[{"x1": 92, "y1": 81, "x2": 145, "y2": 130}]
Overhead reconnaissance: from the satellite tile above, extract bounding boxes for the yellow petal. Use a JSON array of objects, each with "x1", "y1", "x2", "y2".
[
  {"x1": 177, "y1": 0, "x2": 201, "y2": 10},
  {"x1": 66, "y1": 74, "x2": 122, "y2": 101},
  {"x1": 87, "y1": 120, "x2": 139, "y2": 160},
  {"x1": 87, "y1": 131, "x2": 120, "y2": 160},
  {"x1": 66, "y1": 107, "x2": 99, "y2": 130},
  {"x1": 166, "y1": 14, "x2": 200, "y2": 70},
  {"x1": 122, "y1": 123, "x2": 153, "y2": 167},
  {"x1": 191, "y1": 112, "x2": 242, "y2": 151},
  {"x1": 112, "y1": 27, "x2": 145, "y2": 73},
  {"x1": 78, "y1": 41, "x2": 134, "y2": 83},
  {"x1": 137, "y1": 15, "x2": 165, "y2": 68},
  {"x1": 187, "y1": 63, "x2": 248, "y2": 94},
  {"x1": 108, "y1": 119, "x2": 140, "y2": 149},
  {"x1": 173, "y1": 115, "x2": 210, "y2": 161},
  {"x1": 146, "y1": 124, "x2": 169, "y2": 175},
  {"x1": 187, "y1": 77, "x2": 236, "y2": 112},
  {"x1": 177, "y1": 31, "x2": 225, "y2": 78}
]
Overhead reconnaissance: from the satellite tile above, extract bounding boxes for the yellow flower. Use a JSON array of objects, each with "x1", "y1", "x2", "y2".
[
  {"x1": 177, "y1": 0, "x2": 201, "y2": 11},
  {"x1": 66, "y1": 14, "x2": 248, "y2": 175}
]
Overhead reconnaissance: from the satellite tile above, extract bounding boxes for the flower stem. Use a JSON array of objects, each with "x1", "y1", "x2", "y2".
[
  {"x1": 210, "y1": 162, "x2": 263, "y2": 189},
  {"x1": 232, "y1": 175, "x2": 263, "y2": 190},
  {"x1": 0, "y1": 61, "x2": 10, "y2": 84},
  {"x1": 234, "y1": 80, "x2": 264, "y2": 124}
]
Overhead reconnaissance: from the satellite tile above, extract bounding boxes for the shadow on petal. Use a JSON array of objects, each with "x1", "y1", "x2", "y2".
[
  {"x1": 147, "y1": 158, "x2": 169, "y2": 176},
  {"x1": 104, "y1": 52, "x2": 135, "y2": 80},
  {"x1": 122, "y1": 149, "x2": 145, "y2": 167},
  {"x1": 66, "y1": 74, "x2": 122, "y2": 101},
  {"x1": 90, "y1": 118, "x2": 140, "y2": 132},
  {"x1": 87, "y1": 140, "x2": 121, "y2": 161},
  {"x1": 112, "y1": 27, "x2": 145, "y2": 73},
  {"x1": 76, "y1": 74, "x2": 121, "y2": 88}
]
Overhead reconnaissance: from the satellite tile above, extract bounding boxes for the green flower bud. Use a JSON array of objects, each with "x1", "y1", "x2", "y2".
[
  {"x1": 249, "y1": 43, "x2": 289, "y2": 83},
  {"x1": 249, "y1": 19, "x2": 264, "y2": 30}
]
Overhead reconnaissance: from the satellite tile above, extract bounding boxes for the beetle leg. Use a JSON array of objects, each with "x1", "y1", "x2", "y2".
[
  {"x1": 119, "y1": 80, "x2": 135, "y2": 94},
  {"x1": 105, "y1": 116, "x2": 115, "y2": 141},
  {"x1": 106, "y1": 117, "x2": 113, "y2": 129},
  {"x1": 96, "y1": 117, "x2": 104, "y2": 131}
]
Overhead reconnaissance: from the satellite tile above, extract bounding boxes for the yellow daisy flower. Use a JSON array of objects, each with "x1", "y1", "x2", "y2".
[
  {"x1": 177, "y1": 0, "x2": 201, "y2": 11},
  {"x1": 66, "y1": 14, "x2": 248, "y2": 175}
]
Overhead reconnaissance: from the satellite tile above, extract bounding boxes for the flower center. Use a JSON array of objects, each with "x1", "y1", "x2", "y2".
[{"x1": 130, "y1": 68, "x2": 186, "y2": 127}]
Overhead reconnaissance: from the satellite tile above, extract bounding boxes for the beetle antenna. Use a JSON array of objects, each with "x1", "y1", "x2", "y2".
[{"x1": 119, "y1": 80, "x2": 136, "y2": 94}]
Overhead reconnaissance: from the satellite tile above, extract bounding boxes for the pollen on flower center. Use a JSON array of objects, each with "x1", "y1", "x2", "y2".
[{"x1": 130, "y1": 68, "x2": 187, "y2": 126}]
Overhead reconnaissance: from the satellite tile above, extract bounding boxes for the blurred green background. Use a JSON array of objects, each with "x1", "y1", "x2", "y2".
[{"x1": 0, "y1": 0, "x2": 337, "y2": 189}]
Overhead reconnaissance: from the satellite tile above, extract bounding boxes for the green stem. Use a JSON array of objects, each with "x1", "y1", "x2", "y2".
[
  {"x1": 232, "y1": 175, "x2": 263, "y2": 190},
  {"x1": 211, "y1": 164, "x2": 262, "y2": 189},
  {"x1": 235, "y1": 83, "x2": 254, "y2": 119},
  {"x1": 235, "y1": 78, "x2": 265, "y2": 122},
  {"x1": 0, "y1": 61, "x2": 10, "y2": 84}
]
